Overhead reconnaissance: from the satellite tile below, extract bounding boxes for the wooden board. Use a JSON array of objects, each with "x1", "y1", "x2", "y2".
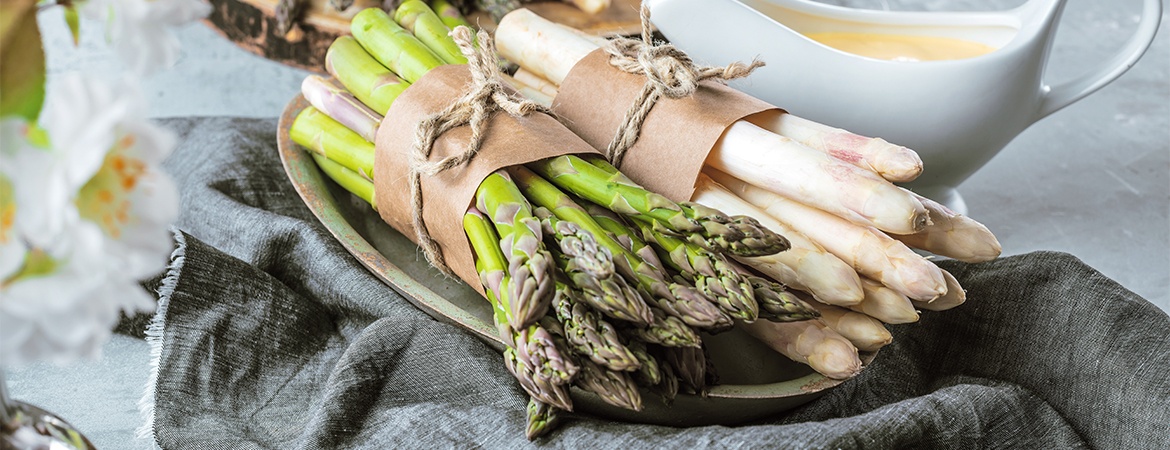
[{"x1": 203, "y1": 0, "x2": 644, "y2": 73}]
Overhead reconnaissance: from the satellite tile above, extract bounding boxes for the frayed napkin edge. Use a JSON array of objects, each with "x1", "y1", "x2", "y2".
[{"x1": 136, "y1": 227, "x2": 187, "y2": 444}]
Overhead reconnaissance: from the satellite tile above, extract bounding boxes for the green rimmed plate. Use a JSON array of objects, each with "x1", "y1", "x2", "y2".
[{"x1": 276, "y1": 94, "x2": 875, "y2": 427}]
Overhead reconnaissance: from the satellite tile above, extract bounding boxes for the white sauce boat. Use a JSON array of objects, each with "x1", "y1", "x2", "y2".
[{"x1": 646, "y1": 0, "x2": 1162, "y2": 213}]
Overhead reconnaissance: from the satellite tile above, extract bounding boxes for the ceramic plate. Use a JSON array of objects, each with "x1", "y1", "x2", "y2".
[{"x1": 276, "y1": 95, "x2": 875, "y2": 426}]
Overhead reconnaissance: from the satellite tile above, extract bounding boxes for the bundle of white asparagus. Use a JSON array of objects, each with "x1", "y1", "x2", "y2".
[{"x1": 491, "y1": 8, "x2": 1002, "y2": 375}]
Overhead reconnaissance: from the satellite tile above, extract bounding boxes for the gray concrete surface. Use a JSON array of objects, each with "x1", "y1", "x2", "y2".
[{"x1": 6, "y1": 1, "x2": 1167, "y2": 448}]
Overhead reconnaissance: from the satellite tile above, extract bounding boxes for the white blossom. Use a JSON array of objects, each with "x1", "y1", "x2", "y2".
[
  {"x1": 0, "y1": 222, "x2": 155, "y2": 366},
  {"x1": 0, "y1": 74, "x2": 177, "y2": 366},
  {"x1": 44, "y1": 74, "x2": 180, "y2": 279},
  {"x1": 81, "y1": 0, "x2": 212, "y2": 76}
]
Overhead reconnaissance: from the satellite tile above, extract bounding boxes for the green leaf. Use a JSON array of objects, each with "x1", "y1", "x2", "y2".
[
  {"x1": 64, "y1": 4, "x2": 81, "y2": 46},
  {"x1": 0, "y1": 0, "x2": 47, "y2": 121}
]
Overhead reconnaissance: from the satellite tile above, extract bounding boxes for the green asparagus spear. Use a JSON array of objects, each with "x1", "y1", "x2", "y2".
[
  {"x1": 393, "y1": 0, "x2": 468, "y2": 65},
  {"x1": 647, "y1": 347, "x2": 680, "y2": 404},
  {"x1": 513, "y1": 323, "x2": 577, "y2": 384},
  {"x1": 621, "y1": 307, "x2": 702, "y2": 348},
  {"x1": 465, "y1": 206, "x2": 509, "y2": 315},
  {"x1": 687, "y1": 201, "x2": 791, "y2": 259},
  {"x1": 350, "y1": 7, "x2": 447, "y2": 83},
  {"x1": 476, "y1": 171, "x2": 556, "y2": 329},
  {"x1": 743, "y1": 274, "x2": 821, "y2": 322},
  {"x1": 504, "y1": 347, "x2": 573, "y2": 411},
  {"x1": 308, "y1": 153, "x2": 375, "y2": 207},
  {"x1": 537, "y1": 154, "x2": 790, "y2": 257},
  {"x1": 289, "y1": 106, "x2": 375, "y2": 180},
  {"x1": 546, "y1": 235, "x2": 653, "y2": 325},
  {"x1": 661, "y1": 345, "x2": 707, "y2": 395},
  {"x1": 552, "y1": 284, "x2": 641, "y2": 372},
  {"x1": 584, "y1": 201, "x2": 669, "y2": 273},
  {"x1": 624, "y1": 338, "x2": 662, "y2": 387},
  {"x1": 325, "y1": 36, "x2": 410, "y2": 116},
  {"x1": 589, "y1": 154, "x2": 788, "y2": 258},
  {"x1": 542, "y1": 317, "x2": 642, "y2": 411},
  {"x1": 509, "y1": 165, "x2": 729, "y2": 329},
  {"x1": 529, "y1": 154, "x2": 697, "y2": 231},
  {"x1": 525, "y1": 398, "x2": 561, "y2": 440},
  {"x1": 633, "y1": 218, "x2": 760, "y2": 322},
  {"x1": 535, "y1": 207, "x2": 614, "y2": 280},
  {"x1": 466, "y1": 206, "x2": 574, "y2": 380},
  {"x1": 584, "y1": 202, "x2": 734, "y2": 329},
  {"x1": 430, "y1": 0, "x2": 475, "y2": 29},
  {"x1": 575, "y1": 357, "x2": 644, "y2": 411},
  {"x1": 507, "y1": 165, "x2": 666, "y2": 314},
  {"x1": 466, "y1": 208, "x2": 576, "y2": 408}
]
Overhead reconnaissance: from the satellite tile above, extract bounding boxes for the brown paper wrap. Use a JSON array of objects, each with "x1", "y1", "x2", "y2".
[
  {"x1": 374, "y1": 64, "x2": 599, "y2": 294},
  {"x1": 552, "y1": 48, "x2": 782, "y2": 202}
]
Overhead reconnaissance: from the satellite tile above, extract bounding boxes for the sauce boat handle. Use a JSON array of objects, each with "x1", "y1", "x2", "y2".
[{"x1": 1035, "y1": 0, "x2": 1162, "y2": 120}]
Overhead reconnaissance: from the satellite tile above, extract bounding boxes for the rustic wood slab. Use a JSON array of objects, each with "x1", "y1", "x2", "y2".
[{"x1": 202, "y1": 0, "x2": 643, "y2": 73}]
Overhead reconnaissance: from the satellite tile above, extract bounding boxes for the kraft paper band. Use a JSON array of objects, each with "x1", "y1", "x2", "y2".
[
  {"x1": 374, "y1": 64, "x2": 599, "y2": 293},
  {"x1": 552, "y1": 48, "x2": 782, "y2": 202}
]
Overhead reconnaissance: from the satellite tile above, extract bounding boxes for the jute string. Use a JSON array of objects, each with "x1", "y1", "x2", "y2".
[
  {"x1": 408, "y1": 26, "x2": 550, "y2": 277},
  {"x1": 602, "y1": 4, "x2": 765, "y2": 168}
]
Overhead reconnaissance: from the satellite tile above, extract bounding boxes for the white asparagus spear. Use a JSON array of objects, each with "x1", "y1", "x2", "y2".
[
  {"x1": 806, "y1": 301, "x2": 893, "y2": 352},
  {"x1": 708, "y1": 120, "x2": 929, "y2": 235},
  {"x1": 741, "y1": 319, "x2": 862, "y2": 380},
  {"x1": 913, "y1": 269, "x2": 967, "y2": 311},
  {"x1": 707, "y1": 169, "x2": 948, "y2": 302},
  {"x1": 513, "y1": 68, "x2": 560, "y2": 98},
  {"x1": 496, "y1": 9, "x2": 596, "y2": 86},
  {"x1": 852, "y1": 277, "x2": 919, "y2": 325},
  {"x1": 891, "y1": 191, "x2": 1002, "y2": 263},
  {"x1": 567, "y1": 0, "x2": 611, "y2": 15},
  {"x1": 690, "y1": 174, "x2": 864, "y2": 306},
  {"x1": 496, "y1": 9, "x2": 930, "y2": 235},
  {"x1": 501, "y1": 73, "x2": 554, "y2": 108},
  {"x1": 745, "y1": 110, "x2": 923, "y2": 183}
]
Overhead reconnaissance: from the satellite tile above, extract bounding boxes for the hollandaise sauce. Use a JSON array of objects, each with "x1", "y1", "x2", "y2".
[{"x1": 803, "y1": 32, "x2": 998, "y2": 62}]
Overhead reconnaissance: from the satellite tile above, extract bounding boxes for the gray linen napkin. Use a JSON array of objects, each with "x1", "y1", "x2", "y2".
[{"x1": 138, "y1": 117, "x2": 1170, "y2": 449}]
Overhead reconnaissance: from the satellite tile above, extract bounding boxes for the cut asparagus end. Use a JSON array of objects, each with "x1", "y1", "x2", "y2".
[
  {"x1": 350, "y1": 7, "x2": 446, "y2": 83},
  {"x1": 392, "y1": 0, "x2": 469, "y2": 65},
  {"x1": 289, "y1": 106, "x2": 375, "y2": 179},
  {"x1": 324, "y1": 36, "x2": 410, "y2": 116}
]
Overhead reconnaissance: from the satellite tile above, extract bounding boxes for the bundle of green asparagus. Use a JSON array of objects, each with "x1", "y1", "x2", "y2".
[
  {"x1": 289, "y1": 2, "x2": 822, "y2": 439},
  {"x1": 492, "y1": 8, "x2": 1000, "y2": 368}
]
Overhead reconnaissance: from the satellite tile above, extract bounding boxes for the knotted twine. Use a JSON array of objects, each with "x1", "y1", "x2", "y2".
[
  {"x1": 601, "y1": 4, "x2": 765, "y2": 168},
  {"x1": 408, "y1": 26, "x2": 550, "y2": 277}
]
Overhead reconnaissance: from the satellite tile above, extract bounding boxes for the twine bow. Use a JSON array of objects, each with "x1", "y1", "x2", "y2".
[
  {"x1": 602, "y1": 4, "x2": 765, "y2": 167},
  {"x1": 409, "y1": 26, "x2": 550, "y2": 277}
]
